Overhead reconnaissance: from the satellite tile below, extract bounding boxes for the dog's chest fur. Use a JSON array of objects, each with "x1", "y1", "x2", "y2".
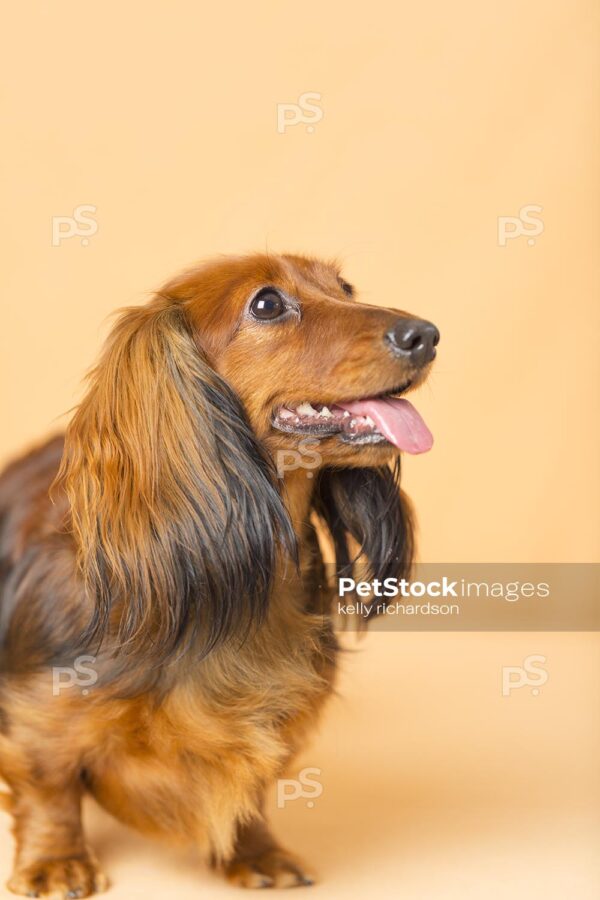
[{"x1": 82, "y1": 576, "x2": 337, "y2": 859}]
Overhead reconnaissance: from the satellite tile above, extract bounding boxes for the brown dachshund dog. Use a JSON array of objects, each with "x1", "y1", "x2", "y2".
[{"x1": 0, "y1": 254, "x2": 438, "y2": 895}]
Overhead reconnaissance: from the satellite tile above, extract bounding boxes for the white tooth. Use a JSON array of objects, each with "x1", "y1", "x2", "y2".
[
  {"x1": 320, "y1": 406, "x2": 333, "y2": 418},
  {"x1": 364, "y1": 415, "x2": 375, "y2": 427},
  {"x1": 279, "y1": 408, "x2": 294, "y2": 419},
  {"x1": 297, "y1": 402, "x2": 318, "y2": 416},
  {"x1": 343, "y1": 411, "x2": 350, "y2": 418}
]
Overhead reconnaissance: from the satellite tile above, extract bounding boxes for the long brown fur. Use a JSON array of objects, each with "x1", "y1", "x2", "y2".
[{"x1": 0, "y1": 253, "x2": 433, "y2": 895}]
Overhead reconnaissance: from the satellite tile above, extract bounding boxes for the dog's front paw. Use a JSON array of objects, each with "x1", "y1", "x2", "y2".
[
  {"x1": 8, "y1": 854, "x2": 108, "y2": 899},
  {"x1": 225, "y1": 849, "x2": 316, "y2": 889}
]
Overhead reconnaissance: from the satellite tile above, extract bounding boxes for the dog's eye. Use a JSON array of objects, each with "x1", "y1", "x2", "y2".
[
  {"x1": 339, "y1": 278, "x2": 354, "y2": 297},
  {"x1": 250, "y1": 289, "x2": 286, "y2": 320}
]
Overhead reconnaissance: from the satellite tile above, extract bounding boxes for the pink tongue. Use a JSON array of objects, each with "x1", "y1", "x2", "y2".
[{"x1": 338, "y1": 397, "x2": 433, "y2": 454}]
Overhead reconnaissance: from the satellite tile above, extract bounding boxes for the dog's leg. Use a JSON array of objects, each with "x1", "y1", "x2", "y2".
[
  {"x1": 7, "y1": 780, "x2": 107, "y2": 898},
  {"x1": 223, "y1": 815, "x2": 315, "y2": 889}
]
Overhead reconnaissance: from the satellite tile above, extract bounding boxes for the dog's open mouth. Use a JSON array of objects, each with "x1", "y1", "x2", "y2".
[{"x1": 272, "y1": 385, "x2": 433, "y2": 454}]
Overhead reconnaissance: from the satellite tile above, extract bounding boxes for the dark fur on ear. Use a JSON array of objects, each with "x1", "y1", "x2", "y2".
[
  {"x1": 313, "y1": 459, "x2": 414, "y2": 616},
  {"x1": 55, "y1": 297, "x2": 296, "y2": 661}
]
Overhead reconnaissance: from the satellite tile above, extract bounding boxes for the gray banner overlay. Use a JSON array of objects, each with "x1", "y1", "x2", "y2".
[{"x1": 328, "y1": 564, "x2": 600, "y2": 631}]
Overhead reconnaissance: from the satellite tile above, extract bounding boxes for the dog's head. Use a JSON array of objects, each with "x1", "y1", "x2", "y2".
[
  {"x1": 174, "y1": 253, "x2": 438, "y2": 467},
  {"x1": 59, "y1": 254, "x2": 438, "y2": 659}
]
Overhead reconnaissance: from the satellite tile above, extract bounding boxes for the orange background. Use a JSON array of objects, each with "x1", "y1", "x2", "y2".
[{"x1": 0, "y1": 2, "x2": 598, "y2": 898}]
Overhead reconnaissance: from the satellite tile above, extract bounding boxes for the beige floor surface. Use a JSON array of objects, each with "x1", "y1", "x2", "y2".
[{"x1": 1, "y1": 632, "x2": 598, "y2": 899}]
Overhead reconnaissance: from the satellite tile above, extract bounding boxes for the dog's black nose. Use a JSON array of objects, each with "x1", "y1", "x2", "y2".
[{"x1": 387, "y1": 318, "x2": 440, "y2": 366}]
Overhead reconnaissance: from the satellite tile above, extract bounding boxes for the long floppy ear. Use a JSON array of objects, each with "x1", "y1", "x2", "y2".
[
  {"x1": 56, "y1": 296, "x2": 295, "y2": 660},
  {"x1": 312, "y1": 460, "x2": 414, "y2": 617}
]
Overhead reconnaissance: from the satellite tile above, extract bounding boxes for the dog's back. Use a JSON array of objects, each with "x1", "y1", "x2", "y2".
[
  {"x1": 0, "y1": 437, "x2": 66, "y2": 669},
  {"x1": 0, "y1": 437, "x2": 64, "y2": 553}
]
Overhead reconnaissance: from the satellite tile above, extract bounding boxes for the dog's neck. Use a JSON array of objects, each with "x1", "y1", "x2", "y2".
[{"x1": 281, "y1": 470, "x2": 317, "y2": 542}]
